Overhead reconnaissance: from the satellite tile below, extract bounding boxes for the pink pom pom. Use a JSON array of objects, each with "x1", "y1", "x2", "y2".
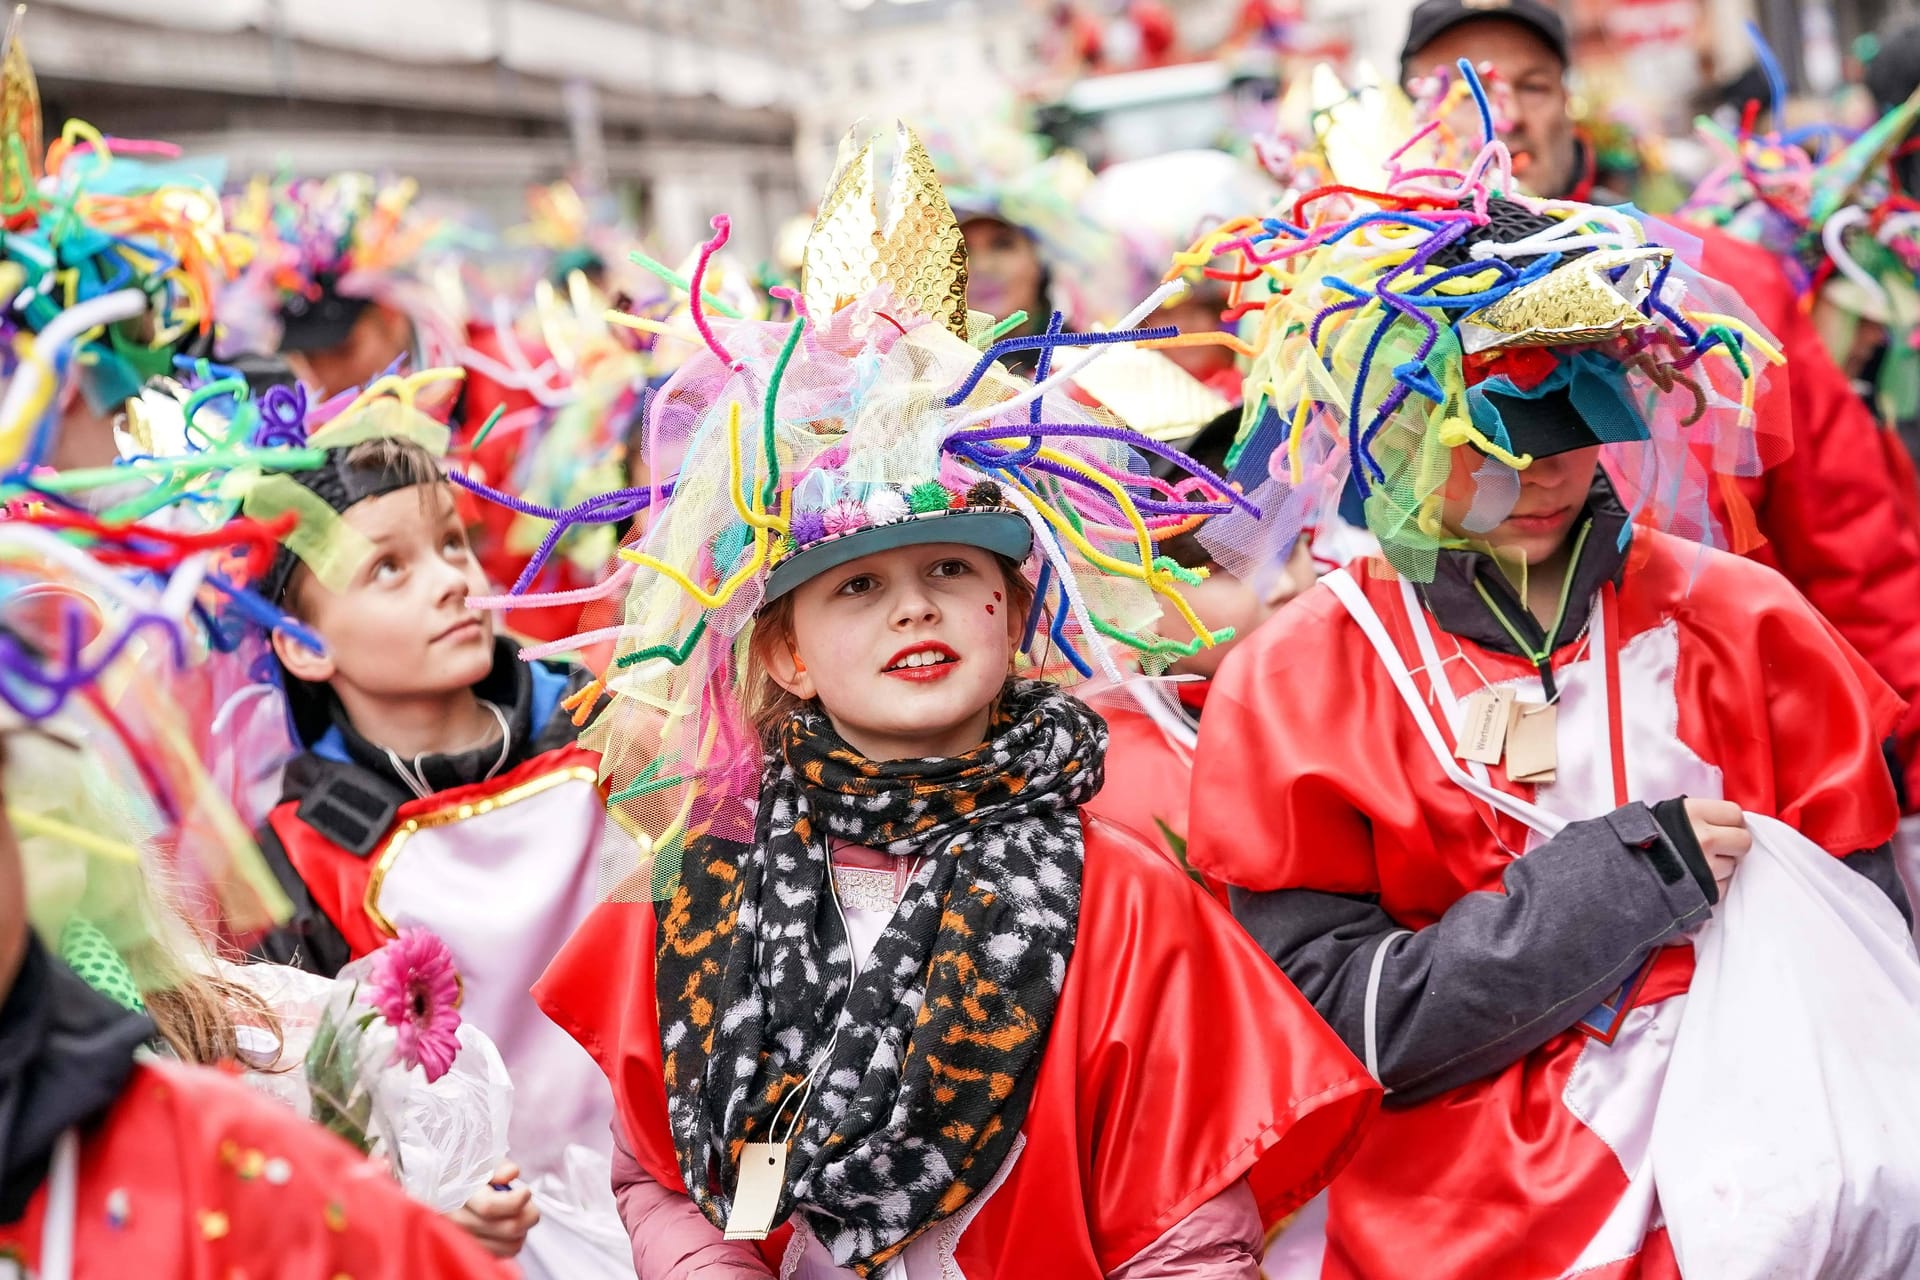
[{"x1": 822, "y1": 498, "x2": 869, "y2": 536}]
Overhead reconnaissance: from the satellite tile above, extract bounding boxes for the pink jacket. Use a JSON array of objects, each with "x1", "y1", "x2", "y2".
[{"x1": 610, "y1": 1123, "x2": 1265, "y2": 1279}]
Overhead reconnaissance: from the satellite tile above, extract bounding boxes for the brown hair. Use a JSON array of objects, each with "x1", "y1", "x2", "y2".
[
  {"x1": 146, "y1": 969, "x2": 286, "y2": 1067},
  {"x1": 343, "y1": 435, "x2": 445, "y2": 489},
  {"x1": 124, "y1": 866, "x2": 289, "y2": 1069},
  {"x1": 742, "y1": 552, "x2": 1039, "y2": 742}
]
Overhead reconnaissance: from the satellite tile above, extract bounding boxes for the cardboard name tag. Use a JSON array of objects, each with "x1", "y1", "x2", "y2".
[
  {"x1": 1455, "y1": 687, "x2": 1516, "y2": 764},
  {"x1": 1505, "y1": 700, "x2": 1558, "y2": 784},
  {"x1": 723, "y1": 1142, "x2": 788, "y2": 1240}
]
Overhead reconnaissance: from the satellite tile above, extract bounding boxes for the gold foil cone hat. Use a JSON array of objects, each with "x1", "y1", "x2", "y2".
[{"x1": 802, "y1": 121, "x2": 970, "y2": 339}]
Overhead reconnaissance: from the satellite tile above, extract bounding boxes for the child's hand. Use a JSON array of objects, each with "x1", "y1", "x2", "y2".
[
  {"x1": 1685, "y1": 798, "x2": 1751, "y2": 894},
  {"x1": 448, "y1": 1161, "x2": 540, "y2": 1258}
]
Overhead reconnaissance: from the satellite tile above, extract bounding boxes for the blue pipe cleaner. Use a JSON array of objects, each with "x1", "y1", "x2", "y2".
[{"x1": 943, "y1": 323, "x2": 1179, "y2": 408}]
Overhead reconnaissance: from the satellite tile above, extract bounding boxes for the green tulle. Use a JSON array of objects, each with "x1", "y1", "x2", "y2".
[{"x1": 59, "y1": 915, "x2": 145, "y2": 1012}]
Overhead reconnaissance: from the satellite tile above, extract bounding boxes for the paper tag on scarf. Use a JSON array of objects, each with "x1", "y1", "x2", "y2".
[
  {"x1": 723, "y1": 1143, "x2": 788, "y2": 1240},
  {"x1": 1506, "y1": 701, "x2": 1558, "y2": 783},
  {"x1": 1455, "y1": 687, "x2": 1515, "y2": 764}
]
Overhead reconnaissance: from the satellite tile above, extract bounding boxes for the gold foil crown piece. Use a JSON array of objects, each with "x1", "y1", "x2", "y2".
[
  {"x1": 802, "y1": 121, "x2": 970, "y2": 339},
  {"x1": 1, "y1": 5, "x2": 40, "y2": 209},
  {"x1": 1459, "y1": 246, "x2": 1671, "y2": 355}
]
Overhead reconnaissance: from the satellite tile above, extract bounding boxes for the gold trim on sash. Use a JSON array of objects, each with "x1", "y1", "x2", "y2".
[{"x1": 363, "y1": 766, "x2": 601, "y2": 938}]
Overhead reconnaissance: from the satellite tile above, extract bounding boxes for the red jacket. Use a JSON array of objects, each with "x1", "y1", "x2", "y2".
[
  {"x1": 1690, "y1": 225, "x2": 1920, "y2": 805},
  {"x1": 1190, "y1": 530, "x2": 1902, "y2": 1279},
  {"x1": 535, "y1": 814, "x2": 1380, "y2": 1277},
  {"x1": 0, "y1": 1060, "x2": 502, "y2": 1279}
]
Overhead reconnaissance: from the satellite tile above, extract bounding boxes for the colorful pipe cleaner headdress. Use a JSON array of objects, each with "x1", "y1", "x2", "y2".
[
  {"x1": 0, "y1": 12, "x2": 249, "y2": 469},
  {"x1": 1681, "y1": 28, "x2": 1920, "y2": 424},
  {"x1": 5, "y1": 355, "x2": 463, "y2": 648},
  {"x1": 1177, "y1": 63, "x2": 1788, "y2": 588},
  {"x1": 476, "y1": 270, "x2": 655, "y2": 580},
  {"x1": 221, "y1": 171, "x2": 466, "y2": 374},
  {"x1": 7, "y1": 359, "x2": 468, "y2": 763},
  {"x1": 0, "y1": 520, "x2": 291, "y2": 988},
  {"x1": 466, "y1": 122, "x2": 1250, "y2": 881}
]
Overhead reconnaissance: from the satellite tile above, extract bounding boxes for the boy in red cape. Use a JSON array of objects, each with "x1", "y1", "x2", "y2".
[
  {"x1": 1187, "y1": 146, "x2": 1909, "y2": 1278},
  {"x1": 529, "y1": 124, "x2": 1379, "y2": 1279}
]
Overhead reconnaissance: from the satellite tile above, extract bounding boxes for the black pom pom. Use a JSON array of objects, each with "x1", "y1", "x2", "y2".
[{"x1": 965, "y1": 481, "x2": 1005, "y2": 508}]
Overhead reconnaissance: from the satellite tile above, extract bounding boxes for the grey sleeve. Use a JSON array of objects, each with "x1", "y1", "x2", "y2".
[
  {"x1": 1230, "y1": 801, "x2": 1712, "y2": 1106},
  {"x1": 1843, "y1": 843, "x2": 1912, "y2": 927}
]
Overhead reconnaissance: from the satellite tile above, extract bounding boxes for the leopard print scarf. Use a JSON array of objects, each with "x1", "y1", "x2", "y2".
[{"x1": 655, "y1": 680, "x2": 1103, "y2": 1275}]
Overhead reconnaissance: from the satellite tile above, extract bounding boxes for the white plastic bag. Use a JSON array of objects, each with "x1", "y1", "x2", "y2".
[
  {"x1": 516, "y1": 1143, "x2": 636, "y2": 1280},
  {"x1": 383, "y1": 1022, "x2": 515, "y2": 1214},
  {"x1": 1649, "y1": 814, "x2": 1920, "y2": 1278}
]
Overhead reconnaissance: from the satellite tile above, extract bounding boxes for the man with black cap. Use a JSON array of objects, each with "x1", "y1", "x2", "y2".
[{"x1": 1399, "y1": 0, "x2": 1920, "y2": 814}]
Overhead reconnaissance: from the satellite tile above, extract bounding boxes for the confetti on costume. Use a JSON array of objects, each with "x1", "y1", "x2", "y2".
[
  {"x1": 468, "y1": 121, "x2": 1250, "y2": 885},
  {"x1": 0, "y1": 521, "x2": 504, "y2": 1280},
  {"x1": 1178, "y1": 62, "x2": 1790, "y2": 595}
]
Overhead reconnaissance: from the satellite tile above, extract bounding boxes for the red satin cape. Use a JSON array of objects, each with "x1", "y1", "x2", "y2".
[
  {"x1": 536, "y1": 814, "x2": 1380, "y2": 1277},
  {"x1": 1190, "y1": 529, "x2": 1903, "y2": 1280},
  {"x1": 0, "y1": 1061, "x2": 502, "y2": 1278}
]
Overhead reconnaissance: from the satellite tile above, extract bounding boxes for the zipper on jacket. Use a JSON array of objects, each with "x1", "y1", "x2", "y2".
[{"x1": 1469, "y1": 519, "x2": 1593, "y2": 702}]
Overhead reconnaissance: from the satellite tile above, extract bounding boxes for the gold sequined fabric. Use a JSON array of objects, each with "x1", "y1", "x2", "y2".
[
  {"x1": 1461, "y1": 246, "x2": 1670, "y2": 353},
  {"x1": 1, "y1": 5, "x2": 41, "y2": 209},
  {"x1": 802, "y1": 123, "x2": 969, "y2": 339}
]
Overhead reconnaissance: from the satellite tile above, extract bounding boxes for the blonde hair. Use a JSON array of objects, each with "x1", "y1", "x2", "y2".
[
  {"x1": 742, "y1": 553, "x2": 1039, "y2": 743},
  {"x1": 126, "y1": 865, "x2": 287, "y2": 1069},
  {"x1": 146, "y1": 969, "x2": 285, "y2": 1067}
]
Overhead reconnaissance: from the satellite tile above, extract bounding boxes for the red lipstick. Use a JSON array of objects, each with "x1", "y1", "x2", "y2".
[{"x1": 883, "y1": 640, "x2": 960, "y2": 681}]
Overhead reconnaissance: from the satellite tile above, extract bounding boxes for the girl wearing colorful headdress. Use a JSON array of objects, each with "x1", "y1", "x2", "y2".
[
  {"x1": 530, "y1": 123, "x2": 1379, "y2": 1278},
  {"x1": 0, "y1": 526, "x2": 505, "y2": 1278},
  {"x1": 1183, "y1": 71, "x2": 1911, "y2": 1279}
]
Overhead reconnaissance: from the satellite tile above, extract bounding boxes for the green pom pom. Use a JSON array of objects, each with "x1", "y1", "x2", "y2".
[
  {"x1": 771, "y1": 533, "x2": 798, "y2": 563},
  {"x1": 59, "y1": 917, "x2": 145, "y2": 1013},
  {"x1": 906, "y1": 482, "x2": 952, "y2": 514}
]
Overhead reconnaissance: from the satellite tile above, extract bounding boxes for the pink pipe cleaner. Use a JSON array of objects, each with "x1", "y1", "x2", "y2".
[{"x1": 689, "y1": 215, "x2": 737, "y2": 369}]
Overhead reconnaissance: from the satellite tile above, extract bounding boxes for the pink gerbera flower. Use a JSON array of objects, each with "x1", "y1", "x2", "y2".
[{"x1": 366, "y1": 927, "x2": 462, "y2": 1083}]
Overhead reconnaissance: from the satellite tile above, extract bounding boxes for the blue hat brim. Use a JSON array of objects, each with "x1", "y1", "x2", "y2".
[{"x1": 762, "y1": 509, "x2": 1034, "y2": 606}]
